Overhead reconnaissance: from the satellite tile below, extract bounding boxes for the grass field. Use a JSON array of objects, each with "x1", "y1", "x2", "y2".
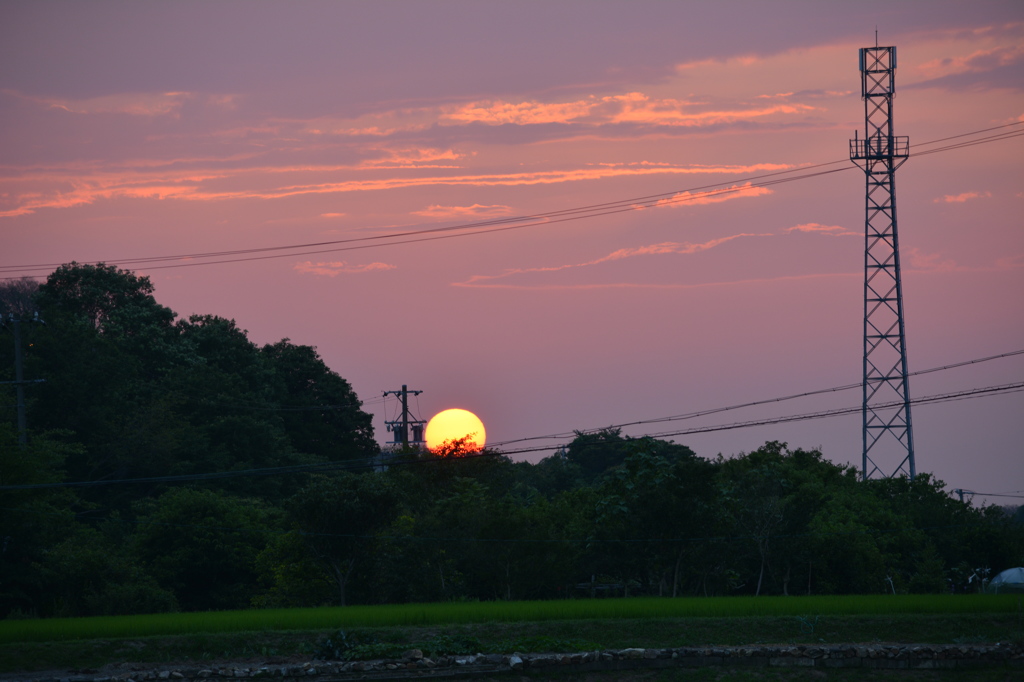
[{"x1": 3, "y1": 594, "x2": 1020, "y2": 644}]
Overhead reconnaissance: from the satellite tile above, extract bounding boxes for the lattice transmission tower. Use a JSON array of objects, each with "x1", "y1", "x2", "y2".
[{"x1": 849, "y1": 43, "x2": 915, "y2": 480}]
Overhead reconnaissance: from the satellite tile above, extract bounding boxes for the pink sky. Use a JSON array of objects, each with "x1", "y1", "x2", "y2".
[{"x1": 2, "y1": 1, "x2": 1022, "y2": 504}]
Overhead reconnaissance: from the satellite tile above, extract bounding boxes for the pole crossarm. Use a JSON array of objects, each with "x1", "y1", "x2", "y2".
[
  {"x1": 849, "y1": 45, "x2": 916, "y2": 481},
  {"x1": 382, "y1": 384, "x2": 426, "y2": 450}
]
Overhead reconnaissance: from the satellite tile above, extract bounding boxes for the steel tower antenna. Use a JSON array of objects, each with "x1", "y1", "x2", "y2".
[{"x1": 850, "y1": 44, "x2": 915, "y2": 480}]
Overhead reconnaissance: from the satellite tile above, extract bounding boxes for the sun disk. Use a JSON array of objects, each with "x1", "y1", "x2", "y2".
[{"x1": 425, "y1": 408, "x2": 486, "y2": 453}]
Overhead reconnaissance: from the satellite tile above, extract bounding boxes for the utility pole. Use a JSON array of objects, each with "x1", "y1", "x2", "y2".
[
  {"x1": 952, "y1": 489, "x2": 973, "y2": 504},
  {"x1": 1, "y1": 313, "x2": 45, "y2": 447},
  {"x1": 849, "y1": 42, "x2": 915, "y2": 481},
  {"x1": 382, "y1": 384, "x2": 426, "y2": 450}
]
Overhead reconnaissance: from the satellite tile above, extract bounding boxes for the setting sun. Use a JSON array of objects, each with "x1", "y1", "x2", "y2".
[{"x1": 425, "y1": 408, "x2": 486, "y2": 452}]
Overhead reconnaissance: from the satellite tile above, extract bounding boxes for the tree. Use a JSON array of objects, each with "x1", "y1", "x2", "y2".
[
  {"x1": 0, "y1": 426, "x2": 82, "y2": 617},
  {"x1": 262, "y1": 340, "x2": 378, "y2": 462},
  {"x1": 26, "y1": 263, "x2": 187, "y2": 491},
  {"x1": 288, "y1": 473, "x2": 400, "y2": 606},
  {"x1": 512, "y1": 451, "x2": 584, "y2": 498},
  {"x1": 37, "y1": 263, "x2": 174, "y2": 335},
  {"x1": 252, "y1": 530, "x2": 335, "y2": 608},
  {"x1": 718, "y1": 443, "x2": 790, "y2": 596},
  {"x1": 43, "y1": 525, "x2": 178, "y2": 616},
  {"x1": 588, "y1": 438, "x2": 715, "y2": 597},
  {"x1": 0, "y1": 277, "x2": 40, "y2": 317},
  {"x1": 565, "y1": 428, "x2": 630, "y2": 480},
  {"x1": 806, "y1": 485, "x2": 908, "y2": 594},
  {"x1": 133, "y1": 487, "x2": 278, "y2": 611},
  {"x1": 37, "y1": 262, "x2": 185, "y2": 374}
]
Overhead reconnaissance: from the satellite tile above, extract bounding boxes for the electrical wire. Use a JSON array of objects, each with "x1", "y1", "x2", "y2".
[
  {"x1": 489, "y1": 348, "x2": 1024, "y2": 447},
  {"x1": 196, "y1": 396, "x2": 386, "y2": 412},
  {"x1": 493, "y1": 380, "x2": 1024, "y2": 458},
  {"x1": 1, "y1": 121, "x2": 1020, "y2": 279},
  {"x1": 0, "y1": 168, "x2": 855, "y2": 277},
  {"x1": 636, "y1": 381, "x2": 1024, "y2": 443},
  {"x1": 958, "y1": 493, "x2": 1024, "y2": 500},
  {"x1": 3, "y1": 377, "x2": 1020, "y2": 491},
  {"x1": 0, "y1": 161, "x2": 854, "y2": 272}
]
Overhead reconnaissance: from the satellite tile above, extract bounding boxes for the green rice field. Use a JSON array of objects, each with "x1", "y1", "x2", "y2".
[{"x1": 3, "y1": 594, "x2": 1019, "y2": 644}]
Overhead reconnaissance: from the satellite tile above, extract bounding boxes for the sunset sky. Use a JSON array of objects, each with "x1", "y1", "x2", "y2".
[{"x1": 2, "y1": 1, "x2": 1022, "y2": 504}]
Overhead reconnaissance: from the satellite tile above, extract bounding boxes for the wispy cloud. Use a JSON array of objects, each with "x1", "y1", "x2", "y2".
[
  {"x1": 786, "y1": 222, "x2": 857, "y2": 236},
  {"x1": 454, "y1": 271, "x2": 859, "y2": 291},
  {"x1": 0, "y1": 162, "x2": 790, "y2": 217},
  {"x1": 442, "y1": 92, "x2": 818, "y2": 128},
  {"x1": 906, "y1": 249, "x2": 1024, "y2": 274},
  {"x1": 359, "y1": 147, "x2": 464, "y2": 167},
  {"x1": 907, "y1": 248, "x2": 962, "y2": 273},
  {"x1": 994, "y1": 254, "x2": 1024, "y2": 270},
  {"x1": 934, "y1": 191, "x2": 992, "y2": 203},
  {"x1": 906, "y1": 26, "x2": 1024, "y2": 91},
  {"x1": 413, "y1": 204, "x2": 513, "y2": 218},
  {"x1": 293, "y1": 261, "x2": 396, "y2": 277},
  {"x1": 444, "y1": 99, "x2": 595, "y2": 125},
  {"x1": 646, "y1": 183, "x2": 773, "y2": 208},
  {"x1": 5, "y1": 89, "x2": 198, "y2": 116},
  {"x1": 455, "y1": 234, "x2": 768, "y2": 288},
  {"x1": 917, "y1": 45, "x2": 1024, "y2": 80}
]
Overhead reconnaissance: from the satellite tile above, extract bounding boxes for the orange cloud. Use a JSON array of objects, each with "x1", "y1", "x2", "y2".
[
  {"x1": 0, "y1": 169, "x2": 226, "y2": 217},
  {"x1": 360, "y1": 147, "x2": 464, "y2": 167},
  {"x1": 0, "y1": 158, "x2": 790, "y2": 217},
  {"x1": 609, "y1": 98, "x2": 817, "y2": 126},
  {"x1": 917, "y1": 45, "x2": 1024, "y2": 79},
  {"x1": 413, "y1": 204, "x2": 513, "y2": 218},
  {"x1": 994, "y1": 254, "x2": 1024, "y2": 270},
  {"x1": 297, "y1": 107, "x2": 437, "y2": 137},
  {"x1": 293, "y1": 261, "x2": 396, "y2": 276},
  {"x1": 442, "y1": 91, "x2": 817, "y2": 128},
  {"x1": 902, "y1": 249, "x2": 1023, "y2": 275},
  {"x1": 445, "y1": 99, "x2": 594, "y2": 125},
  {"x1": 6, "y1": 89, "x2": 195, "y2": 116},
  {"x1": 256, "y1": 169, "x2": 787, "y2": 203},
  {"x1": 906, "y1": 248, "x2": 961, "y2": 273},
  {"x1": 786, "y1": 222, "x2": 857, "y2": 236},
  {"x1": 646, "y1": 183, "x2": 773, "y2": 208},
  {"x1": 934, "y1": 191, "x2": 992, "y2": 203},
  {"x1": 456, "y1": 233, "x2": 768, "y2": 287}
]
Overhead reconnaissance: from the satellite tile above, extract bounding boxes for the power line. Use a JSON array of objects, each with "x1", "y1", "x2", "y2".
[
  {"x1": 965, "y1": 493, "x2": 1024, "y2": 500},
  {"x1": 2, "y1": 377, "x2": 1019, "y2": 491},
  {"x1": 0, "y1": 169, "x2": 853, "y2": 276},
  {"x1": 196, "y1": 396, "x2": 386, "y2": 412},
  {"x1": 493, "y1": 380, "x2": 1024, "y2": 458},
  {"x1": 637, "y1": 381, "x2": 1024, "y2": 443},
  {"x1": 1, "y1": 121, "x2": 1020, "y2": 279},
  {"x1": 0, "y1": 161, "x2": 856, "y2": 272},
  {"x1": 489, "y1": 348, "x2": 1024, "y2": 447}
]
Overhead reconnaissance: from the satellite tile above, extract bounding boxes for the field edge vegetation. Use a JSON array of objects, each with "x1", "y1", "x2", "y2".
[
  {"x1": 2, "y1": 611, "x2": 1023, "y2": 674},
  {"x1": 3, "y1": 594, "x2": 1021, "y2": 644}
]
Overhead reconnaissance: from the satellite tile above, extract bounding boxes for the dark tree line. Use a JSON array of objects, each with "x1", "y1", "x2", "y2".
[{"x1": 0, "y1": 264, "x2": 1021, "y2": 618}]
